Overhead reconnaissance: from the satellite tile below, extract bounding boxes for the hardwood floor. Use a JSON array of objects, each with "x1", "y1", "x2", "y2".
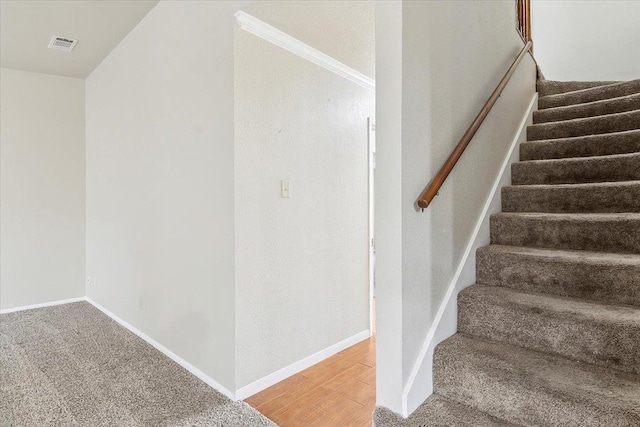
[{"x1": 246, "y1": 333, "x2": 376, "y2": 426}]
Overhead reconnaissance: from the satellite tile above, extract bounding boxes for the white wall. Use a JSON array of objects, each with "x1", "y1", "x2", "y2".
[
  {"x1": 245, "y1": 0, "x2": 374, "y2": 79},
  {"x1": 86, "y1": 0, "x2": 375, "y2": 396},
  {"x1": 374, "y1": 0, "x2": 404, "y2": 412},
  {"x1": 85, "y1": 0, "x2": 249, "y2": 392},
  {"x1": 0, "y1": 68, "x2": 85, "y2": 310},
  {"x1": 374, "y1": 0, "x2": 536, "y2": 416},
  {"x1": 234, "y1": 16, "x2": 374, "y2": 388},
  {"x1": 532, "y1": 0, "x2": 640, "y2": 81}
]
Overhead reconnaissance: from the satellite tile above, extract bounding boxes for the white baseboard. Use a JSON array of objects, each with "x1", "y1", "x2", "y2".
[
  {"x1": 235, "y1": 329, "x2": 371, "y2": 401},
  {"x1": 0, "y1": 297, "x2": 86, "y2": 314},
  {"x1": 401, "y1": 93, "x2": 538, "y2": 417},
  {"x1": 84, "y1": 297, "x2": 236, "y2": 400}
]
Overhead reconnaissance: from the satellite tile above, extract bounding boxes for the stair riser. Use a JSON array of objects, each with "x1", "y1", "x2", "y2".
[
  {"x1": 476, "y1": 247, "x2": 640, "y2": 307},
  {"x1": 520, "y1": 130, "x2": 640, "y2": 161},
  {"x1": 458, "y1": 290, "x2": 640, "y2": 374},
  {"x1": 501, "y1": 183, "x2": 640, "y2": 213},
  {"x1": 539, "y1": 80, "x2": 640, "y2": 109},
  {"x1": 490, "y1": 214, "x2": 640, "y2": 254},
  {"x1": 533, "y1": 94, "x2": 640, "y2": 124},
  {"x1": 511, "y1": 154, "x2": 640, "y2": 185},
  {"x1": 527, "y1": 110, "x2": 640, "y2": 141},
  {"x1": 433, "y1": 343, "x2": 640, "y2": 427}
]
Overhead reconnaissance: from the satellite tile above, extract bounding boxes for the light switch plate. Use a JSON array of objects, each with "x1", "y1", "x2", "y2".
[{"x1": 281, "y1": 180, "x2": 290, "y2": 198}]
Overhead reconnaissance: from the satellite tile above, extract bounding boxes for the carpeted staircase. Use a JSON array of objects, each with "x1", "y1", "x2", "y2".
[{"x1": 375, "y1": 79, "x2": 640, "y2": 426}]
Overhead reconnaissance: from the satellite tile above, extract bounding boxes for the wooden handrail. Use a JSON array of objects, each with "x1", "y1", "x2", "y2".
[{"x1": 416, "y1": 41, "x2": 533, "y2": 209}]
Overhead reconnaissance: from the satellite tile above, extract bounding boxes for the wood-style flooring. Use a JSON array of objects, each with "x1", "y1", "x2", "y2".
[{"x1": 246, "y1": 333, "x2": 376, "y2": 426}]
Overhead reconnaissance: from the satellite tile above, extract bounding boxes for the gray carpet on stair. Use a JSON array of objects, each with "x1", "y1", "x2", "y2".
[
  {"x1": 537, "y1": 80, "x2": 619, "y2": 97},
  {"x1": 527, "y1": 109, "x2": 640, "y2": 140},
  {"x1": 0, "y1": 302, "x2": 275, "y2": 427},
  {"x1": 511, "y1": 152, "x2": 640, "y2": 185},
  {"x1": 533, "y1": 92, "x2": 640, "y2": 124},
  {"x1": 375, "y1": 78, "x2": 640, "y2": 425},
  {"x1": 502, "y1": 181, "x2": 640, "y2": 213},
  {"x1": 373, "y1": 396, "x2": 516, "y2": 427},
  {"x1": 491, "y1": 212, "x2": 640, "y2": 254},
  {"x1": 519, "y1": 129, "x2": 640, "y2": 161},
  {"x1": 434, "y1": 335, "x2": 640, "y2": 427},
  {"x1": 476, "y1": 245, "x2": 640, "y2": 307},
  {"x1": 458, "y1": 285, "x2": 640, "y2": 374},
  {"x1": 538, "y1": 79, "x2": 640, "y2": 109}
]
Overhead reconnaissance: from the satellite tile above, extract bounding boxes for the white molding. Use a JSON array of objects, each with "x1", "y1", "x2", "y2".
[
  {"x1": 84, "y1": 297, "x2": 236, "y2": 400},
  {"x1": 0, "y1": 297, "x2": 86, "y2": 314},
  {"x1": 401, "y1": 93, "x2": 539, "y2": 417},
  {"x1": 235, "y1": 329, "x2": 371, "y2": 400},
  {"x1": 235, "y1": 11, "x2": 375, "y2": 91}
]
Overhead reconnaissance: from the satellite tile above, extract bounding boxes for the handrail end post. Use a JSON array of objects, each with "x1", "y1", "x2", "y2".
[{"x1": 417, "y1": 199, "x2": 430, "y2": 210}]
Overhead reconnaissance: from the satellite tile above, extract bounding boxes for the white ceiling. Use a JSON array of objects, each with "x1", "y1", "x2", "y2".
[{"x1": 0, "y1": 0, "x2": 159, "y2": 79}]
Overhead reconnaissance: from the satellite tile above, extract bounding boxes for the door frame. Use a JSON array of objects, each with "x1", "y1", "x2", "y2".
[{"x1": 368, "y1": 117, "x2": 376, "y2": 335}]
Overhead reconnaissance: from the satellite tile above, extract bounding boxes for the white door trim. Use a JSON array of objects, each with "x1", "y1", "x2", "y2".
[{"x1": 368, "y1": 117, "x2": 376, "y2": 335}]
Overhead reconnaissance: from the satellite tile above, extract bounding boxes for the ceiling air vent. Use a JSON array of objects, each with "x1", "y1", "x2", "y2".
[{"x1": 48, "y1": 36, "x2": 78, "y2": 52}]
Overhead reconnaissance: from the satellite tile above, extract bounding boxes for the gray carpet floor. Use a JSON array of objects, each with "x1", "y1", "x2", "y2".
[{"x1": 0, "y1": 301, "x2": 276, "y2": 426}]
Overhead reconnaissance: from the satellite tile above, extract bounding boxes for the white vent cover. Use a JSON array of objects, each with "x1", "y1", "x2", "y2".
[{"x1": 48, "y1": 36, "x2": 77, "y2": 52}]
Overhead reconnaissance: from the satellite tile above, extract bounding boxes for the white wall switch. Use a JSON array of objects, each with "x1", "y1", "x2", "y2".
[{"x1": 281, "y1": 180, "x2": 290, "y2": 198}]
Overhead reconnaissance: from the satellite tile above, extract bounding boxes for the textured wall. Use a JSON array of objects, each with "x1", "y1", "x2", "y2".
[
  {"x1": 374, "y1": 0, "x2": 537, "y2": 415},
  {"x1": 532, "y1": 0, "x2": 640, "y2": 81},
  {"x1": 400, "y1": 0, "x2": 536, "y2": 382},
  {"x1": 0, "y1": 68, "x2": 85, "y2": 310},
  {"x1": 234, "y1": 20, "x2": 374, "y2": 387},
  {"x1": 246, "y1": 0, "x2": 374, "y2": 79},
  {"x1": 85, "y1": 0, "x2": 250, "y2": 391}
]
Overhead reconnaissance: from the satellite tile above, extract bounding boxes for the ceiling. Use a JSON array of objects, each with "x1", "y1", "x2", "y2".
[{"x1": 0, "y1": 0, "x2": 159, "y2": 79}]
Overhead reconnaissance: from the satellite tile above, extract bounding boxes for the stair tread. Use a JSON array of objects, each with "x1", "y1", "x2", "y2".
[
  {"x1": 529, "y1": 109, "x2": 640, "y2": 131},
  {"x1": 534, "y1": 92, "x2": 640, "y2": 124},
  {"x1": 538, "y1": 80, "x2": 620, "y2": 97},
  {"x1": 458, "y1": 285, "x2": 640, "y2": 374},
  {"x1": 540, "y1": 80, "x2": 638, "y2": 99},
  {"x1": 522, "y1": 128, "x2": 640, "y2": 146},
  {"x1": 460, "y1": 284, "x2": 640, "y2": 373},
  {"x1": 373, "y1": 396, "x2": 516, "y2": 427},
  {"x1": 527, "y1": 109, "x2": 640, "y2": 140},
  {"x1": 494, "y1": 211, "x2": 640, "y2": 219},
  {"x1": 490, "y1": 212, "x2": 640, "y2": 254},
  {"x1": 517, "y1": 151, "x2": 640, "y2": 165},
  {"x1": 461, "y1": 284, "x2": 640, "y2": 326},
  {"x1": 479, "y1": 244, "x2": 640, "y2": 265},
  {"x1": 502, "y1": 180, "x2": 640, "y2": 213},
  {"x1": 476, "y1": 244, "x2": 640, "y2": 307},
  {"x1": 435, "y1": 334, "x2": 640, "y2": 418},
  {"x1": 538, "y1": 79, "x2": 640, "y2": 109},
  {"x1": 520, "y1": 129, "x2": 640, "y2": 161},
  {"x1": 504, "y1": 179, "x2": 640, "y2": 190},
  {"x1": 511, "y1": 152, "x2": 640, "y2": 185}
]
